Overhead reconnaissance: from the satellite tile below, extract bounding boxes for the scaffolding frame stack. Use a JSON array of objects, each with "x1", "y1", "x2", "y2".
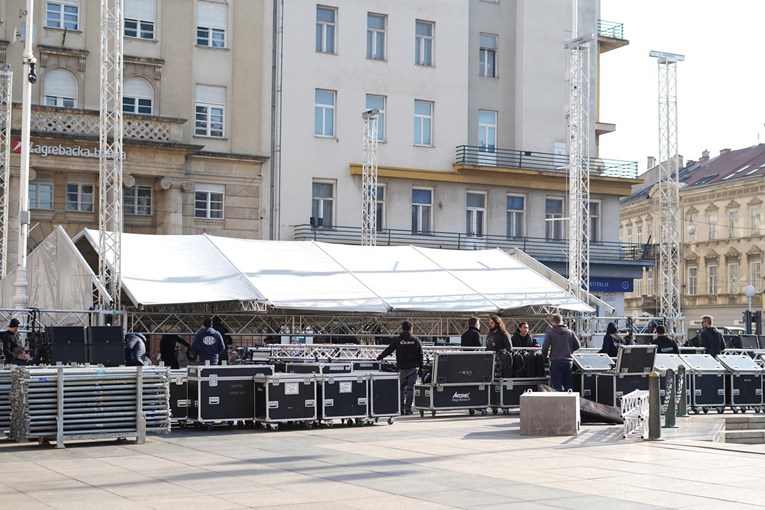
[
  {"x1": 0, "y1": 368, "x2": 10, "y2": 436},
  {"x1": 10, "y1": 366, "x2": 170, "y2": 447}
]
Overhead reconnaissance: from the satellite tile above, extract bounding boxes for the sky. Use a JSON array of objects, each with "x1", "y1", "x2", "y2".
[{"x1": 598, "y1": 0, "x2": 765, "y2": 174}]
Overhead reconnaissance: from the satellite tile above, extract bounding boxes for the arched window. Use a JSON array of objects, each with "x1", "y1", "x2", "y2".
[
  {"x1": 123, "y1": 77, "x2": 154, "y2": 115},
  {"x1": 43, "y1": 69, "x2": 77, "y2": 108}
]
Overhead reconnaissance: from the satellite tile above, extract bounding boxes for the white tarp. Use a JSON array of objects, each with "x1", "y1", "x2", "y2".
[
  {"x1": 72, "y1": 229, "x2": 593, "y2": 313},
  {"x1": 0, "y1": 226, "x2": 107, "y2": 309}
]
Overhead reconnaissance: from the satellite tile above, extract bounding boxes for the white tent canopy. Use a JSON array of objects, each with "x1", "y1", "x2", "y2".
[{"x1": 75, "y1": 229, "x2": 592, "y2": 313}]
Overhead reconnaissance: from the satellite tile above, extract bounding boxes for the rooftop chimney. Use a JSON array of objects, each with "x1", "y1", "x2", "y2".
[
  {"x1": 720, "y1": 148, "x2": 731, "y2": 155},
  {"x1": 700, "y1": 149, "x2": 710, "y2": 161},
  {"x1": 646, "y1": 156, "x2": 656, "y2": 169}
]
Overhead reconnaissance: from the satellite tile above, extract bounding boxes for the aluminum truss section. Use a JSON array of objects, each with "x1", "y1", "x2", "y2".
[
  {"x1": 565, "y1": 34, "x2": 593, "y2": 303},
  {"x1": 98, "y1": 0, "x2": 124, "y2": 310},
  {"x1": 650, "y1": 50, "x2": 684, "y2": 335},
  {"x1": 263, "y1": 344, "x2": 484, "y2": 361},
  {"x1": 0, "y1": 65, "x2": 12, "y2": 279},
  {"x1": 361, "y1": 109, "x2": 379, "y2": 246}
]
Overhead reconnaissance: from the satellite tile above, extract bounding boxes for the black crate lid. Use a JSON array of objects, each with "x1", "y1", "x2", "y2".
[{"x1": 615, "y1": 345, "x2": 657, "y2": 374}]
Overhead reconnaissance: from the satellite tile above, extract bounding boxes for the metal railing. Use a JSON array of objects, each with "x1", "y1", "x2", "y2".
[
  {"x1": 597, "y1": 20, "x2": 625, "y2": 40},
  {"x1": 455, "y1": 145, "x2": 638, "y2": 179},
  {"x1": 293, "y1": 224, "x2": 650, "y2": 263}
]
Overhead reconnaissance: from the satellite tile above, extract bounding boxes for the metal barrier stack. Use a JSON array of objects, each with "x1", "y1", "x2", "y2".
[
  {"x1": 621, "y1": 389, "x2": 649, "y2": 439},
  {"x1": 10, "y1": 366, "x2": 171, "y2": 447},
  {"x1": 0, "y1": 368, "x2": 10, "y2": 436}
]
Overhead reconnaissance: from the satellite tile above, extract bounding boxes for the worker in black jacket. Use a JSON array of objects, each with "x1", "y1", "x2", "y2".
[
  {"x1": 377, "y1": 320, "x2": 423, "y2": 415},
  {"x1": 697, "y1": 315, "x2": 726, "y2": 357},
  {"x1": 1, "y1": 318, "x2": 21, "y2": 363},
  {"x1": 485, "y1": 315, "x2": 511, "y2": 352},
  {"x1": 511, "y1": 322, "x2": 540, "y2": 347},
  {"x1": 599, "y1": 322, "x2": 631, "y2": 358},
  {"x1": 461, "y1": 317, "x2": 481, "y2": 347},
  {"x1": 652, "y1": 325, "x2": 679, "y2": 354}
]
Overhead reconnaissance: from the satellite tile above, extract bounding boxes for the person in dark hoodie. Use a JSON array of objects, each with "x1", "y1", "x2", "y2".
[
  {"x1": 511, "y1": 322, "x2": 540, "y2": 347},
  {"x1": 191, "y1": 318, "x2": 226, "y2": 365},
  {"x1": 461, "y1": 317, "x2": 482, "y2": 347},
  {"x1": 599, "y1": 322, "x2": 631, "y2": 358},
  {"x1": 377, "y1": 320, "x2": 423, "y2": 415},
  {"x1": 485, "y1": 315, "x2": 512, "y2": 352},
  {"x1": 542, "y1": 314, "x2": 580, "y2": 391},
  {"x1": 652, "y1": 325, "x2": 679, "y2": 354},
  {"x1": 697, "y1": 315, "x2": 726, "y2": 357}
]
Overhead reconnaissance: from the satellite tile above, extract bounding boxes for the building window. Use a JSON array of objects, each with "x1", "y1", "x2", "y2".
[
  {"x1": 367, "y1": 13, "x2": 386, "y2": 61},
  {"x1": 125, "y1": 0, "x2": 157, "y2": 39},
  {"x1": 545, "y1": 198, "x2": 564, "y2": 240},
  {"x1": 314, "y1": 89, "x2": 335, "y2": 137},
  {"x1": 589, "y1": 202, "x2": 601, "y2": 243},
  {"x1": 197, "y1": 0, "x2": 227, "y2": 48},
  {"x1": 479, "y1": 33, "x2": 497, "y2": 77},
  {"x1": 414, "y1": 100, "x2": 433, "y2": 146},
  {"x1": 636, "y1": 224, "x2": 643, "y2": 245},
  {"x1": 316, "y1": 6, "x2": 337, "y2": 54},
  {"x1": 752, "y1": 207, "x2": 761, "y2": 236},
  {"x1": 646, "y1": 268, "x2": 653, "y2": 295},
  {"x1": 365, "y1": 94, "x2": 385, "y2": 142},
  {"x1": 626, "y1": 224, "x2": 633, "y2": 243},
  {"x1": 311, "y1": 181, "x2": 334, "y2": 228},
  {"x1": 412, "y1": 188, "x2": 432, "y2": 234},
  {"x1": 635, "y1": 275, "x2": 642, "y2": 296},
  {"x1": 750, "y1": 260, "x2": 762, "y2": 288},
  {"x1": 708, "y1": 213, "x2": 717, "y2": 240},
  {"x1": 43, "y1": 69, "x2": 78, "y2": 108},
  {"x1": 194, "y1": 184, "x2": 224, "y2": 219},
  {"x1": 195, "y1": 85, "x2": 225, "y2": 137},
  {"x1": 478, "y1": 110, "x2": 496, "y2": 152},
  {"x1": 688, "y1": 266, "x2": 698, "y2": 295},
  {"x1": 728, "y1": 210, "x2": 738, "y2": 238},
  {"x1": 708, "y1": 264, "x2": 718, "y2": 294},
  {"x1": 466, "y1": 191, "x2": 486, "y2": 238},
  {"x1": 507, "y1": 195, "x2": 524, "y2": 238},
  {"x1": 123, "y1": 77, "x2": 153, "y2": 115},
  {"x1": 124, "y1": 185, "x2": 152, "y2": 216},
  {"x1": 376, "y1": 185, "x2": 385, "y2": 231},
  {"x1": 66, "y1": 183, "x2": 94, "y2": 212},
  {"x1": 728, "y1": 262, "x2": 739, "y2": 294},
  {"x1": 415, "y1": 20, "x2": 433, "y2": 66},
  {"x1": 688, "y1": 215, "x2": 696, "y2": 242},
  {"x1": 46, "y1": 1, "x2": 79, "y2": 30},
  {"x1": 29, "y1": 183, "x2": 54, "y2": 210}
]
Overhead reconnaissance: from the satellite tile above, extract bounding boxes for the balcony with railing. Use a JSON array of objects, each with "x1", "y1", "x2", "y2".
[
  {"x1": 293, "y1": 224, "x2": 652, "y2": 266},
  {"x1": 454, "y1": 145, "x2": 638, "y2": 179},
  {"x1": 597, "y1": 19, "x2": 628, "y2": 52}
]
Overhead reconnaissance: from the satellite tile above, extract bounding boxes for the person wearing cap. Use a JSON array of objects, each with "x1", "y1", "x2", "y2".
[
  {"x1": 1, "y1": 318, "x2": 21, "y2": 364},
  {"x1": 376, "y1": 320, "x2": 423, "y2": 415}
]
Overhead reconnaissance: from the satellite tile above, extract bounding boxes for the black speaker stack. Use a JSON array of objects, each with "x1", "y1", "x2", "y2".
[{"x1": 48, "y1": 326, "x2": 125, "y2": 366}]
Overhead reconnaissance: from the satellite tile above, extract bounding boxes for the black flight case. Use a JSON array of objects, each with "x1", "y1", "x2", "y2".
[
  {"x1": 254, "y1": 373, "x2": 317, "y2": 430},
  {"x1": 351, "y1": 361, "x2": 398, "y2": 425},
  {"x1": 490, "y1": 377, "x2": 549, "y2": 414},
  {"x1": 717, "y1": 354, "x2": 764, "y2": 413},
  {"x1": 653, "y1": 354, "x2": 691, "y2": 410},
  {"x1": 679, "y1": 354, "x2": 727, "y2": 414},
  {"x1": 415, "y1": 351, "x2": 494, "y2": 417},
  {"x1": 169, "y1": 368, "x2": 190, "y2": 427},
  {"x1": 596, "y1": 345, "x2": 657, "y2": 408},
  {"x1": 572, "y1": 352, "x2": 614, "y2": 402},
  {"x1": 187, "y1": 364, "x2": 274, "y2": 429}
]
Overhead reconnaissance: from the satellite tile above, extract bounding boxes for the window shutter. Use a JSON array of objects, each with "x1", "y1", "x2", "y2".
[
  {"x1": 125, "y1": 0, "x2": 157, "y2": 21},
  {"x1": 44, "y1": 69, "x2": 78, "y2": 99},
  {"x1": 196, "y1": 85, "x2": 226, "y2": 106},
  {"x1": 124, "y1": 77, "x2": 153, "y2": 99},
  {"x1": 197, "y1": 1, "x2": 227, "y2": 30}
]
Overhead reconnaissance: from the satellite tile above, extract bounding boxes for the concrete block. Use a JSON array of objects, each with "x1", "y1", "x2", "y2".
[{"x1": 520, "y1": 392, "x2": 580, "y2": 436}]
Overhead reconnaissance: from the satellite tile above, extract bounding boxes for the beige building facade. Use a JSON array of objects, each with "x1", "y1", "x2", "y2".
[{"x1": 2, "y1": 0, "x2": 271, "y2": 271}]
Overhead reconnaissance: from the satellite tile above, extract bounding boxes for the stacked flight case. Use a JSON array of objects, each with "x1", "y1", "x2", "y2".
[
  {"x1": 254, "y1": 373, "x2": 318, "y2": 430},
  {"x1": 168, "y1": 368, "x2": 190, "y2": 427},
  {"x1": 653, "y1": 354, "x2": 691, "y2": 409},
  {"x1": 572, "y1": 352, "x2": 614, "y2": 402},
  {"x1": 287, "y1": 363, "x2": 368, "y2": 426},
  {"x1": 187, "y1": 364, "x2": 274, "y2": 429},
  {"x1": 596, "y1": 345, "x2": 657, "y2": 408},
  {"x1": 717, "y1": 354, "x2": 764, "y2": 414},
  {"x1": 351, "y1": 361, "x2": 399, "y2": 425},
  {"x1": 680, "y1": 354, "x2": 727, "y2": 414},
  {"x1": 414, "y1": 352, "x2": 494, "y2": 417}
]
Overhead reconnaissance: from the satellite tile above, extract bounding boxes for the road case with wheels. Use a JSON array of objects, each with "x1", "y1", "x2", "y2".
[
  {"x1": 572, "y1": 352, "x2": 614, "y2": 402},
  {"x1": 490, "y1": 377, "x2": 549, "y2": 414},
  {"x1": 188, "y1": 365, "x2": 273, "y2": 426},
  {"x1": 414, "y1": 383, "x2": 490, "y2": 417},
  {"x1": 679, "y1": 354, "x2": 727, "y2": 414},
  {"x1": 169, "y1": 368, "x2": 189, "y2": 426},
  {"x1": 431, "y1": 352, "x2": 495, "y2": 384},
  {"x1": 254, "y1": 374, "x2": 317, "y2": 430},
  {"x1": 317, "y1": 373, "x2": 368, "y2": 425},
  {"x1": 718, "y1": 354, "x2": 764, "y2": 413},
  {"x1": 596, "y1": 373, "x2": 650, "y2": 408},
  {"x1": 654, "y1": 354, "x2": 691, "y2": 408}
]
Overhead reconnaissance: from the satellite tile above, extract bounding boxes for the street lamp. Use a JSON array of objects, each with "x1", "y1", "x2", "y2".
[{"x1": 744, "y1": 284, "x2": 757, "y2": 335}]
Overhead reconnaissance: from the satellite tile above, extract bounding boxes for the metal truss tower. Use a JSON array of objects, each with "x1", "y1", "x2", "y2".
[
  {"x1": 0, "y1": 66, "x2": 12, "y2": 279},
  {"x1": 650, "y1": 50, "x2": 684, "y2": 334},
  {"x1": 361, "y1": 109, "x2": 379, "y2": 246},
  {"x1": 565, "y1": 29, "x2": 593, "y2": 301},
  {"x1": 98, "y1": 0, "x2": 124, "y2": 310}
]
